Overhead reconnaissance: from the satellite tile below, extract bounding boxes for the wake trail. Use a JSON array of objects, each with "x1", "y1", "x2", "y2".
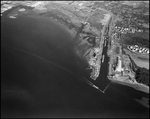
[{"x1": 2, "y1": 44, "x2": 108, "y2": 93}]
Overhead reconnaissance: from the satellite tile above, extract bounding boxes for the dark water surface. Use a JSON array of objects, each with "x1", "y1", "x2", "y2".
[
  {"x1": 95, "y1": 37, "x2": 110, "y2": 89},
  {"x1": 1, "y1": 8, "x2": 149, "y2": 118}
]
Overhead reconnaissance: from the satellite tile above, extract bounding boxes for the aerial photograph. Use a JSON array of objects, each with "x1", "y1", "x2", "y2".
[{"x1": 1, "y1": 1, "x2": 149, "y2": 118}]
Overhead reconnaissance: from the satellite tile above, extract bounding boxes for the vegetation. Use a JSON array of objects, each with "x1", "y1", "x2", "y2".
[
  {"x1": 135, "y1": 68, "x2": 149, "y2": 86},
  {"x1": 122, "y1": 34, "x2": 149, "y2": 48}
]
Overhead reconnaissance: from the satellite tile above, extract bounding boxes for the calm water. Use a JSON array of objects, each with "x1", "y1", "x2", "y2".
[
  {"x1": 1, "y1": 7, "x2": 149, "y2": 118},
  {"x1": 95, "y1": 37, "x2": 110, "y2": 89}
]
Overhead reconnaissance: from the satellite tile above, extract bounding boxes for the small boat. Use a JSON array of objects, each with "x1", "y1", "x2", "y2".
[{"x1": 102, "y1": 55, "x2": 105, "y2": 63}]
